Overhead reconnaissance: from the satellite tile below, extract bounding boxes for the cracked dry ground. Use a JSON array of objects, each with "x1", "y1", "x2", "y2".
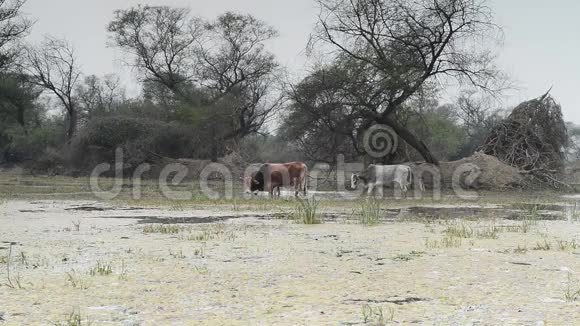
[{"x1": 1, "y1": 200, "x2": 580, "y2": 325}]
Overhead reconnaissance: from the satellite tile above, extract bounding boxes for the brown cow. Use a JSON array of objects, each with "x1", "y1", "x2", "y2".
[{"x1": 244, "y1": 162, "x2": 308, "y2": 198}]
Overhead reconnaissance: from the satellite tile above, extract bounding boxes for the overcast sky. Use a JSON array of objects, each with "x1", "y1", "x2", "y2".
[{"x1": 21, "y1": 0, "x2": 580, "y2": 123}]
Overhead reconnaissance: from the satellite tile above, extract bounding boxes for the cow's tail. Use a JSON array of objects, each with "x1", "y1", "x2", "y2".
[{"x1": 302, "y1": 164, "x2": 308, "y2": 196}]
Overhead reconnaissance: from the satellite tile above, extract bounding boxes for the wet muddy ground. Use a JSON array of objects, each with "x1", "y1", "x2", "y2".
[{"x1": 1, "y1": 196, "x2": 580, "y2": 325}]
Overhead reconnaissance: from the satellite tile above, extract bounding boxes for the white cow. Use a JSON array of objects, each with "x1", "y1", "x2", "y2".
[{"x1": 351, "y1": 164, "x2": 414, "y2": 197}]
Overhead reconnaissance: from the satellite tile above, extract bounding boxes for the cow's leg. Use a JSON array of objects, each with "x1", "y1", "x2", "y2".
[
  {"x1": 293, "y1": 177, "x2": 299, "y2": 198},
  {"x1": 367, "y1": 183, "x2": 374, "y2": 197},
  {"x1": 269, "y1": 184, "x2": 274, "y2": 199}
]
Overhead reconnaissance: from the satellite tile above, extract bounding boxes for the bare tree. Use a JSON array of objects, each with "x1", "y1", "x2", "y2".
[
  {"x1": 313, "y1": 0, "x2": 503, "y2": 164},
  {"x1": 25, "y1": 37, "x2": 81, "y2": 141},
  {"x1": 76, "y1": 74, "x2": 124, "y2": 120},
  {"x1": 198, "y1": 12, "x2": 281, "y2": 139},
  {"x1": 456, "y1": 90, "x2": 502, "y2": 137},
  {"x1": 107, "y1": 6, "x2": 282, "y2": 157},
  {"x1": 0, "y1": 0, "x2": 32, "y2": 69},
  {"x1": 107, "y1": 6, "x2": 202, "y2": 94}
]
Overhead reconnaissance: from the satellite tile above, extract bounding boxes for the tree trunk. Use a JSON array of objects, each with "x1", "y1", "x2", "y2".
[
  {"x1": 380, "y1": 115, "x2": 440, "y2": 165},
  {"x1": 66, "y1": 107, "x2": 78, "y2": 141}
]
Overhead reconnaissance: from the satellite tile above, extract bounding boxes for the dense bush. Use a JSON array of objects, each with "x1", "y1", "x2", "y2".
[
  {"x1": 0, "y1": 123, "x2": 63, "y2": 164},
  {"x1": 69, "y1": 116, "x2": 198, "y2": 172}
]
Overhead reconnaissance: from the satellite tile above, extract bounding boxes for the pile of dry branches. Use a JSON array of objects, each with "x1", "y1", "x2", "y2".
[{"x1": 480, "y1": 91, "x2": 570, "y2": 189}]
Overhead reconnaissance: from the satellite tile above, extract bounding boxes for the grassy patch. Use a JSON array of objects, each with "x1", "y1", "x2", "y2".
[
  {"x1": 533, "y1": 239, "x2": 552, "y2": 251},
  {"x1": 444, "y1": 221, "x2": 499, "y2": 239},
  {"x1": 361, "y1": 304, "x2": 395, "y2": 325},
  {"x1": 88, "y1": 261, "x2": 113, "y2": 277},
  {"x1": 52, "y1": 309, "x2": 92, "y2": 326},
  {"x1": 143, "y1": 224, "x2": 183, "y2": 234},
  {"x1": 564, "y1": 273, "x2": 580, "y2": 303},
  {"x1": 392, "y1": 251, "x2": 425, "y2": 262},
  {"x1": 169, "y1": 248, "x2": 186, "y2": 259},
  {"x1": 181, "y1": 224, "x2": 236, "y2": 242},
  {"x1": 3, "y1": 245, "x2": 25, "y2": 289},
  {"x1": 65, "y1": 270, "x2": 90, "y2": 290},
  {"x1": 118, "y1": 260, "x2": 129, "y2": 281},
  {"x1": 425, "y1": 235, "x2": 462, "y2": 249},
  {"x1": 358, "y1": 198, "x2": 382, "y2": 226},
  {"x1": 293, "y1": 198, "x2": 322, "y2": 225},
  {"x1": 557, "y1": 240, "x2": 578, "y2": 251}
]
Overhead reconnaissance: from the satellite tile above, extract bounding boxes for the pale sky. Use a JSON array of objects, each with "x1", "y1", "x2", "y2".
[{"x1": 21, "y1": 0, "x2": 580, "y2": 123}]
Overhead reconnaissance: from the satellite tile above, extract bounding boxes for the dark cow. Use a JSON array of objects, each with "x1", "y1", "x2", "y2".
[{"x1": 244, "y1": 162, "x2": 308, "y2": 198}]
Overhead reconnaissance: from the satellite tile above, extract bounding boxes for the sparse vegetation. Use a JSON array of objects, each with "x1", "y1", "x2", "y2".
[
  {"x1": 118, "y1": 260, "x2": 128, "y2": 281},
  {"x1": 564, "y1": 273, "x2": 580, "y2": 303},
  {"x1": 65, "y1": 270, "x2": 90, "y2": 289},
  {"x1": 533, "y1": 239, "x2": 552, "y2": 251},
  {"x1": 170, "y1": 248, "x2": 186, "y2": 259},
  {"x1": 88, "y1": 261, "x2": 113, "y2": 276},
  {"x1": 557, "y1": 240, "x2": 578, "y2": 251},
  {"x1": 72, "y1": 220, "x2": 81, "y2": 232},
  {"x1": 444, "y1": 221, "x2": 499, "y2": 239},
  {"x1": 4, "y1": 244, "x2": 25, "y2": 289},
  {"x1": 52, "y1": 309, "x2": 92, "y2": 326},
  {"x1": 293, "y1": 198, "x2": 322, "y2": 225},
  {"x1": 514, "y1": 245, "x2": 529, "y2": 254},
  {"x1": 392, "y1": 251, "x2": 425, "y2": 262},
  {"x1": 361, "y1": 304, "x2": 395, "y2": 325},
  {"x1": 359, "y1": 198, "x2": 382, "y2": 226},
  {"x1": 181, "y1": 224, "x2": 236, "y2": 242},
  {"x1": 143, "y1": 224, "x2": 183, "y2": 234},
  {"x1": 425, "y1": 236, "x2": 463, "y2": 249}
]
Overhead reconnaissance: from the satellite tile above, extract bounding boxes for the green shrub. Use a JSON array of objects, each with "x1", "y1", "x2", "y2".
[{"x1": 293, "y1": 198, "x2": 322, "y2": 224}]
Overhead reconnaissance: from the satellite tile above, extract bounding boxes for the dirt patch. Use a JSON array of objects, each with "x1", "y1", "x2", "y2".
[{"x1": 2, "y1": 199, "x2": 580, "y2": 324}]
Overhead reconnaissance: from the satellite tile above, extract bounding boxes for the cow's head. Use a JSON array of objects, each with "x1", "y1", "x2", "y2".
[
  {"x1": 242, "y1": 173, "x2": 263, "y2": 194},
  {"x1": 351, "y1": 174, "x2": 360, "y2": 190}
]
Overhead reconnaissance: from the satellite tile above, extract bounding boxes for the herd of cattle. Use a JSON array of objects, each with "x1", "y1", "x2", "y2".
[{"x1": 243, "y1": 161, "x2": 425, "y2": 198}]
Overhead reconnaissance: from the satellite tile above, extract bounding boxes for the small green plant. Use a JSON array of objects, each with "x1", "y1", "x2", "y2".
[
  {"x1": 533, "y1": 239, "x2": 552, "y2": 251},
  {"x1": 194, "y1": 266, "x2": 209, "y2": 275},
  {"x1": 65, "y1": 270, "x2": 89, "y2": 289},
  {"x1": 193, "y1": 247, "x2": 205, "y2": 257},
  {"x1": 182, "y1": 224, "x2": 236, "y2": 242},
  {"x1": 445, "y1": 221, "x2": 499, "y2": 240},
  {"x1": 168, "y1": 201, "x2": 185, "y2": 211},
  {"x1": 392, "y1": 251, "x2": 424, "y2": 262},
  {"x1": 564, "y1": 272, "x2": 580, "y2": 302},
  {"x1": 425, "y1": 235, "x2": 462, "y2": 249},
  {"x1": 444, "y1": 222, "x2": 474, "y2": 238},
  {"x1": 169, "y1": 248, "x2": 186, "y2": 259},
  {"x1": 72, "y1": 220, "x2": 81, "y2": 232},
  {"x1": 293, "y1": 198, "x2": 321, "y2": 225},
  {"x1": 52, "y1": 309, "x2": 92, "y2": 326},
  {"x1": 359, "y1": 198, "x2": 382, "y2": 226},
  {"x1": 557, "y1": 240, "x2": 578, "y2": 251},
  {"x1": 143, "y1": 224, "x2": 182, "y2": 234},
  {"x1": 118, "y1": 260, "x2": 128, "y2": 281},
  {"x1": 4, "y1": 244, "x2": 25, "y2": 289},
  {"x1": 361, "y1": 304, "x2": 395, "y2": 324},
  {"x1": 88, "y1": 261, "x2": 113, "y2": 276}
]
